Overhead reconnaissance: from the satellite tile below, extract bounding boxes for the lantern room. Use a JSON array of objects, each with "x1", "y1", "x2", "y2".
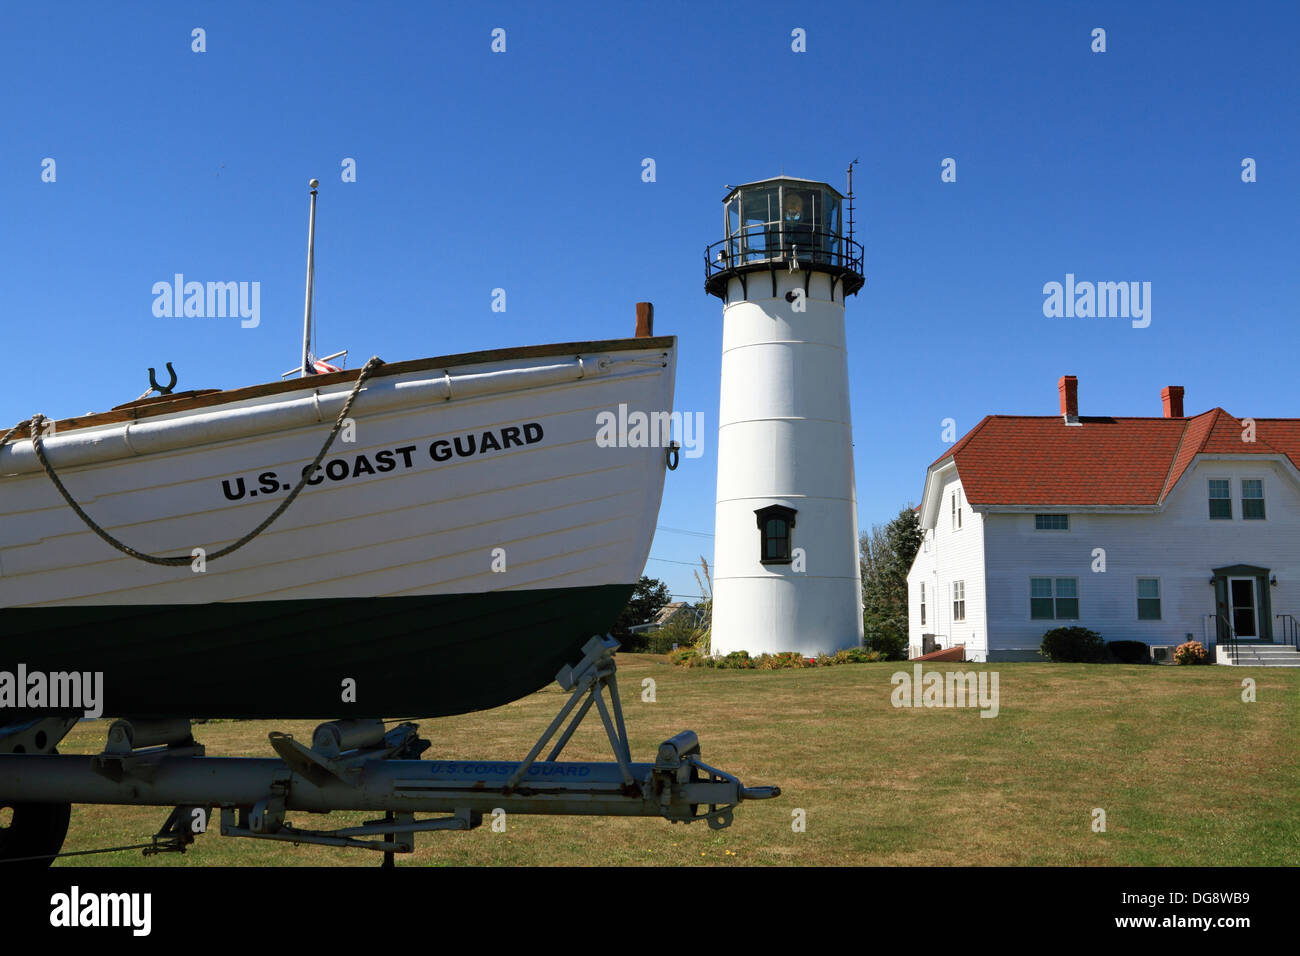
[{"x1": 704, "y1": 176, "x2": 864, "y2": 300}]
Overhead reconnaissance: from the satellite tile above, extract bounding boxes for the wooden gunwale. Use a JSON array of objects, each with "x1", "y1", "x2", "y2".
[{"x1": 7, "y1": 336, "x2": 675, "y2": 441}]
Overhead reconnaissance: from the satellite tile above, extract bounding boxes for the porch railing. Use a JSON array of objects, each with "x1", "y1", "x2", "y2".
[
  {"x1": 1276, "y1": 614, "x2": 1299, "y2": 650},
  {"x1": 1212, "y1": 612, "x2": 1240, "y2": 664}
]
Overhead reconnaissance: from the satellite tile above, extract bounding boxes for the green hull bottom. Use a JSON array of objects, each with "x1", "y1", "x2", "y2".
[{"x1": 0, "y1": 583, "x2": 634, "y2": 720}]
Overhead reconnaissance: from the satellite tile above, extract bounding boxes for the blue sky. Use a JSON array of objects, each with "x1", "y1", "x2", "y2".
[{"x1": 3, "y1": 1, "x2": 1297, "y2": 601}]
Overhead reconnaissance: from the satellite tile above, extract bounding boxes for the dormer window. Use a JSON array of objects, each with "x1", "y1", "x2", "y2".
[{"x1": 755, "y1": 505, "x2": 797, "y2": 564}]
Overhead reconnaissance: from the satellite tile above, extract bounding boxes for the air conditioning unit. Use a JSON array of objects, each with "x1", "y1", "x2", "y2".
[{"x1": 1149, "y1": 645, "x2": 1172, "y2": 664}]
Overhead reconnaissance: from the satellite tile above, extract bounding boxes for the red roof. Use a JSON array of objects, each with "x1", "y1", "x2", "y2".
[{"x1": 930, "y1": 408, "x2": 1300, "y2": 506}]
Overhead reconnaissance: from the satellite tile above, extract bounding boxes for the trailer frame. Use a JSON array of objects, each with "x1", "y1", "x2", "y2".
[{"x1": 0, "y1": 636, "x2": 779, "y2": 865}]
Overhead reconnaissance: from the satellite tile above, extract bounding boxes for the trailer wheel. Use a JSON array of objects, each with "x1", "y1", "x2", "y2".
[{"x1": 0, "y1": 801, "x2": 72, "y2": 866}]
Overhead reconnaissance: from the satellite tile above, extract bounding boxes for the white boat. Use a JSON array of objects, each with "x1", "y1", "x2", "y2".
[{"x1": 0, "y1": 335, "x2": 676, "y2": 719}]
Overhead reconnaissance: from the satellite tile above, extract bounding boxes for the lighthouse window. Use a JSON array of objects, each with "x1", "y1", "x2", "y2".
[
  {"x1": 738, "y1": 186, "x2": 779, "y2": 262},
  {"x1": 776, "y1": 188, "x2": 817, "y2": 262},
  {"x1": 720, "y1": 180, "x2": 852, "y2": 278},
  {"x1": 821, "y1": 195, "x2": 843, "y2": 262},
  {"x1": 755, "y1": 505, "x2": 798, "y2": 564},
  {"x1": 763, "y1": 519, "x2": 789, "y2": 560}
]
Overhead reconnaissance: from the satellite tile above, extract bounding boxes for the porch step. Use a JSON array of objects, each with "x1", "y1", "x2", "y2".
[{"x1": 1216, "y1": 645, "x2": 1300, "y2": 666}]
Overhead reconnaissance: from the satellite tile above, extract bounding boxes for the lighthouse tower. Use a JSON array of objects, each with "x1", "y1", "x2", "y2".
[{"x1": 704, "y1": 175, "x2": 865, "y2": 657}]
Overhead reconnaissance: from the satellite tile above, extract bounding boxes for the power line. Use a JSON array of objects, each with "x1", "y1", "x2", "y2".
[
  {"x1": 647, "y1": 556, "x2": 702, "y2": 567},
  {"x1": 656, "y1": 525, "x2": 713, "y2": 538}
]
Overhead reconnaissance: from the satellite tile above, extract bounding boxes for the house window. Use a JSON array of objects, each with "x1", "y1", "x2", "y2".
[
  {"x1": 952, "y1": 491, "x2": 963, "y2": 530},
  {"x1": 754, "y1": 504, "x2": 797, "y2": 564},
  {"x1": 1137, "y1": 577, "x2": 1161, "y2": 620},
  {"x1": 920, "y1": 582, "x2": 927, "y2": 626},
  {"x1": 1031, "y1": 577, "x2": 1079, "y2": 620},
  {"x1": 1241, "y1": 479, "x2": 1265, "y2": 520},
  {"x1": 952, "y1": 581, "x2": 966, "y2": 622},
  {"x1": 1208, "y1": 479, "x2": 1232, "y2": 519},
  {"x1": 1035, "y1": 514, "x2": 1069, "y2": 531}
]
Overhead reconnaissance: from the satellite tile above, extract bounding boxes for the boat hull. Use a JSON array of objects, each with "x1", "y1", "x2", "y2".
[
  {"x1": 0, "y1": 338, "x2": 675, "y2": 720},
  {"x1": 0, "y1": 583, "x2": 630, "y2": 720}
]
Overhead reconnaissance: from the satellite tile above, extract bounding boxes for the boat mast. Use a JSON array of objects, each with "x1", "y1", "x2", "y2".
[{"x1": 300, "y1": 178, "x2": 319, "y2": 377}]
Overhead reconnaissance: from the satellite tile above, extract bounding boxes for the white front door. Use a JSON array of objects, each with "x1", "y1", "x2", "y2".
[{"x1": 1228, "y1": 577, "x2": 1259, "y2": 639}]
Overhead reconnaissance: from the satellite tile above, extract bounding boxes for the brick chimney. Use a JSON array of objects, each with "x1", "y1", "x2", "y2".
[
  {"x1": 1058, "y1": 375, "x2": 1079, "y2": 424},
  {"x1": 1161, "y1": 385, "x2": 1184, "y2": 418}
]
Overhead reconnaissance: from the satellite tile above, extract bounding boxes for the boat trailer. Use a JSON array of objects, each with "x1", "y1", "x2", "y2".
[{"x1": 0, "y1": 637, "x2": 780, "y2": 865}]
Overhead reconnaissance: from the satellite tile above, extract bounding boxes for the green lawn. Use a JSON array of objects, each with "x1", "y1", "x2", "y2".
[{"x1": 50, "y1": 658, "x2": 1300, "y2": 866}]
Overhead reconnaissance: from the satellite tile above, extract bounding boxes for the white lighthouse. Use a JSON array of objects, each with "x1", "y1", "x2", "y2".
[{"x1": 705, "y1": 174, "x2": 865, "y2": 657}]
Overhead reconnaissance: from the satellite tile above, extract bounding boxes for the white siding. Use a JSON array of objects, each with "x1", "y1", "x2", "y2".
[
  {"x1": 981, "y1": 458, "x2": 1300, "y2": 659},
  {"x1": 907, "y1": 475, "x2": 988, "y2": 660}
]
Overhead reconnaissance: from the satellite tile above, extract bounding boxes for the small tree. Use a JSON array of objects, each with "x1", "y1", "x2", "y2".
[
  {"x1": 610, "y1": 575, "x2": 671, "y2": 640},
  {"x1": 860, "y1": 506, "x2": 924, "y2": 660}
]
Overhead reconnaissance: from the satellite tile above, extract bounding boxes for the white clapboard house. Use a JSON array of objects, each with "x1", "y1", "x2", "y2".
[{"x1": 906, "y1": 376, "x2": 1300, "y2": 665}]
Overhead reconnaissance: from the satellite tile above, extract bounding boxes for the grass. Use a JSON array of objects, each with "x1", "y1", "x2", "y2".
[{"x1": 49, "y1": 657, "x2": 1300, "y2": 866}]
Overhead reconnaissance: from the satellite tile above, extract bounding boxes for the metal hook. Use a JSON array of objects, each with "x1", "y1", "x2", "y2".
[
  {"x1": 666, "y1": 441, "x2": 680, "y2": 471},
  {"x1": 148, "y1": 363, "x2": 177, "y2": 396}
]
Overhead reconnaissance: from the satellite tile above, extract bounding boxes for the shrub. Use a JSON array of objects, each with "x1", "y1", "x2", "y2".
[
  {"x1": 1107, "y1": 640, "x2": 1149, "y2": 664},
  {"x1": 1173, "y1": 640, "x2": 1209, "y2": 665},
  {"x1": 668, "y1": 645, "x2": 882, "y2": 669},
  {"x1": 717, "y1": 650, "x2": 756, "y2": 670},
  {"x1": 620, "y1": 614, "x2": 708, "y2": 656},
  {"x1": 863, "y1": 618, "x2": 909, "y2": 661},
  {"x1": 618, "y1": 631, "x2": 651, "y2": 653},
  {"x1": 657, "y1": 615, "x2": 703, "y2": 645},
  {"x1": 758, "y1": 651, "x2": 814, "y2": 670},
  {"x1": 642, "y1": 630, "x2": 683, "y2": 655},
  {"x1": 668, "y1": 646, "x2": 702, "y2": 667},
  {"x1": 1039, "y1": 626, "x2": 1106, "y2": 662}
]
